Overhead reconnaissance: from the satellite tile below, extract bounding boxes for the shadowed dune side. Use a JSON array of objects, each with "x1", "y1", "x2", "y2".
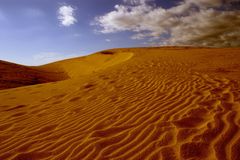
[
  {"x1": 0, "y1": 60, "x2": 68, "y2": 90},
  {"x1": 0, "y1": 47, "x2": 240, "y2": 160}
]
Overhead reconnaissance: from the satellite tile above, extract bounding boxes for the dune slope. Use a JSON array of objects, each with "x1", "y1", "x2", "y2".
[
  {"x1": 0, "y1": 60, "x2": 68, "y2": 90},
  {"x1": 0, "y1": 48, "x2": 240, "y2": 160}
]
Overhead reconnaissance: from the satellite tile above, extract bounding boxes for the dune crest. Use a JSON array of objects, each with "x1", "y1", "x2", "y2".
[
  {"x1": 0, "y1": 47, "x2": 240, "y2": 160},
  {"x1": 44, "y1": 50, "x2": 134, "y2": 78}
]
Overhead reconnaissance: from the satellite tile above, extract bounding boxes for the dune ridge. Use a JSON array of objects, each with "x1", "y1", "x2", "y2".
[{"x1": 0, "y1": 48, "x2": 240, "y2": 160}]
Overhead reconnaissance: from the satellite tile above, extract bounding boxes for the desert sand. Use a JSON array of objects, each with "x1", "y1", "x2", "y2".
[{"x1": 0, "y1": 47, "x2": 240, "y2": 160}]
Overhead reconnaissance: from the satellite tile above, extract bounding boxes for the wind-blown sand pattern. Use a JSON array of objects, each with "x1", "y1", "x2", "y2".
[{"x1": 0, "y1": 48, "x2": 240, "y2": 160}]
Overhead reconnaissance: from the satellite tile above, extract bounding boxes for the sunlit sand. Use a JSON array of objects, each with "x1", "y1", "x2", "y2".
[{"x1": 0, "y1": 47, "x2": 240, "y2": 159}]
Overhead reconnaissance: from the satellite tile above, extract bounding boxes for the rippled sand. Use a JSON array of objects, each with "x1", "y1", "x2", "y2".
[{"x1": 0, "y1": 47, "x2": 240, "y2": 160}]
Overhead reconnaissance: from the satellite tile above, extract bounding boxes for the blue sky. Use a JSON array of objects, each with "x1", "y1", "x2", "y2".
[
  {"x1": 0, "y1": 0, "x2": 239, "y2": 65},
  {"x1": 0, "y1": 0, "x2": 132, "y2": 65}
]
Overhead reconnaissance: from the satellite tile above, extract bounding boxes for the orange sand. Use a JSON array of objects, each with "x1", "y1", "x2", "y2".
[{"x1": 0, "y1": 47, "x2": 240, "y2": 160}]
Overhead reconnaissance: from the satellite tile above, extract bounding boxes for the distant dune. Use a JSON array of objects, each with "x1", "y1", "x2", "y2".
[
  {"x1": 0, "y1": 60, "x2": 68, "y2": 90},
  {"x1": 0, "y1": 47, "x2": 240, "y2": 160}
]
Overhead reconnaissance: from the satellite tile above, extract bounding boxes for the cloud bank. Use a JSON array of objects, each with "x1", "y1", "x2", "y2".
[
  {"x1": 95, "y1": 0, "x2": 240, "y2": 47},
  {"x1": 58, "y1": 5, "x2": 77, "y2": 27},
  {"x1": 123, "y1": 0, "x2": 153, "y2": 5}
]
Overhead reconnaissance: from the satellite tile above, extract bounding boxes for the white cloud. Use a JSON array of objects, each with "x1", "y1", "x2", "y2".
[
  {"x1": 95, "y1": 4, "x2": 153, "y2": 33},
  {"x1": 105, "y1": 39, "x2": 111, "y2": 42},
  {"x1": 33, "y1": 52, "x2": 78, "y2": 65},
  {"x1": 94, "y1": 0, "x2": 240, "y2": 47},
  {"x1": 58, "y1": 5, "x2": 77, "y2": 27},
  {"x1": 123, "y1": 0, "x2": 153, "y2": 5},
  {"x1": 184, "y1": 0, "x2": 222, "y2": 8}
]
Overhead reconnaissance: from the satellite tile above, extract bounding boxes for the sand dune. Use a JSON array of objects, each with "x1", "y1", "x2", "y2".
[
  {"x1": 0, "y1": 48, "x2": 240, "y2": 160},
  {"x1": 0, "y1": 60, "x2": 67, "y2": 90}
]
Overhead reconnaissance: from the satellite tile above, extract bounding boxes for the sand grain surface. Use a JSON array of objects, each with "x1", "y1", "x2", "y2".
[{"x1": 0, "y1": 48, "x2": 240, "y2": 160}]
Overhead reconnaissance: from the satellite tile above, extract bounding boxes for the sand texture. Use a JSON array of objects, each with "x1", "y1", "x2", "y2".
[{"x1": 0, "y1": 48, "x2": 240, "y2": 160}]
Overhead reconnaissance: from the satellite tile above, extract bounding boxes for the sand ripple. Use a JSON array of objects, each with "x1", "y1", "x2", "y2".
[{"x1": 0, "y1": 48, "x2": 240, "y2": 160}]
